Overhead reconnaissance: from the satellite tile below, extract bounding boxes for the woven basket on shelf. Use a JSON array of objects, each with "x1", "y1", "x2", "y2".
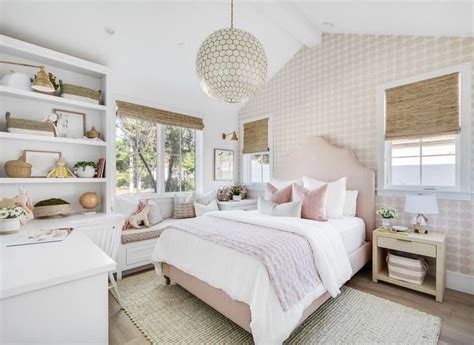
[
  {"x1": 33, "y1": 204, "x2": 72, "y2": 218},
  {"x1": 5, "y1": 112, "x2": 55, "y2": 135},
  {"x1": 4, "y1": 157, "x2": 32, "y2": 177},
  {"x1": 59, "y1": 80, "x2": 102, "y2": 104}
]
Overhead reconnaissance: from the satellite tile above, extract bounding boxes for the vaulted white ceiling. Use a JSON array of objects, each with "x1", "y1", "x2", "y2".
[{"x1": 0, "y1": 0, "x2": 472, "y2": 119}]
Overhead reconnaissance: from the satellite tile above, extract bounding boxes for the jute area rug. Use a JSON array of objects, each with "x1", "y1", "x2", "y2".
[{"x1": 113, "y1": 270, "x2": 441, "y2": 344}]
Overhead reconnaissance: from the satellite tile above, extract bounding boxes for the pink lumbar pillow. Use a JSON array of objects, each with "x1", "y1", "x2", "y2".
[
  {"x1": 265, "y1": 183, "x2": 292, "y2": 204},
  {"x1": 292, "y1": 183, "x2": 328, "y2": 221}
]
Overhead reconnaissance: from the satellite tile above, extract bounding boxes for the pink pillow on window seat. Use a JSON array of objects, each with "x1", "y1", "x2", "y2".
[
  {"x1": 265, "y1": 183, "x2": 292, "y2": 204},
  {"x1": 292, "y1": 183, "x2": 328, "y2": 221}
]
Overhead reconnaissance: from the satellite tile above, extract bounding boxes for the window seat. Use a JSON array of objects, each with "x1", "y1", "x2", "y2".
[{"x1": 121, "y1": 218, "x2": 182, "y2": 244}]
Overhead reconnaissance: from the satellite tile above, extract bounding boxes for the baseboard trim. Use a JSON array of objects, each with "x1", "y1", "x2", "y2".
[{"x1": 446, "y1": 271, "x2": 474, "y2": 294}]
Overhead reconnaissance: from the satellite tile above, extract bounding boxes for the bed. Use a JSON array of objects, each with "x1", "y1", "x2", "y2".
[{"x1": 152, "y1": 136, "x2": 375, "y2": 344}]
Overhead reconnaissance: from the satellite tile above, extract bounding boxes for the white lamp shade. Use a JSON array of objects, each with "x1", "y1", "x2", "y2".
[{"x1": 404, "y1": 194, "x2": 439, "y2": 215}]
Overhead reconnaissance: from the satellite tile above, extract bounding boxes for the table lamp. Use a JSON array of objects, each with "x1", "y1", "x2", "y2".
[{"x1": 404, "y1": 194, "x2": 439, "y2": 234}]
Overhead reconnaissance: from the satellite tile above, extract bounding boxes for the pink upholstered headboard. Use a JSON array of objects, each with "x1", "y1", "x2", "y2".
[{"x1": 277, "y1": 136, "x2": 376, "y2": 241}]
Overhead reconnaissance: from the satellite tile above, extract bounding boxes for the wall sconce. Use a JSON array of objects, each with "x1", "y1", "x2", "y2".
[{"x1": 222, "y1": 131, "x2": 238, "y2": 141}]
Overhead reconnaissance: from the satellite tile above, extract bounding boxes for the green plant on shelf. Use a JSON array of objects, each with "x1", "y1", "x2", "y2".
[{"x1": 73, "y1": 161, "x2": 97, "y2": 169}]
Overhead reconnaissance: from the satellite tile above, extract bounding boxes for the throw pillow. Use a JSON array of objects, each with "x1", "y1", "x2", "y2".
[
  {"x1": 173, "y1": 194, "x2": 196, "y2": 219},
  {"x1": 265, "y1": 183, "x2": 293, "y2": 204},
  {"x1": 342, "y1": 190, "x2": 358, "y2": 217},
  {"x1": 257, "y1": 197, "x2": 302, "y2": 218},
  {"x1": 292, "y1": 183, "x2": 328, "y2": 221},
  {"x1": 142, "y1": 199, "x2": 163, "y2": 225},
  {"x1": 196, "y1": 191, "x2": 216, "y2": 205},
  {"x1": 194, "y1": 199, "x2": 219, "y2": 216},
  {"x1": 303, "y1": 176, "x2": 347, "y2": 219}
]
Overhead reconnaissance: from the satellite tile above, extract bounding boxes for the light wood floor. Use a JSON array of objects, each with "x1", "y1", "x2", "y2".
[{"x1": 109, "y1": 267, "x2": 474, "y2": 344}]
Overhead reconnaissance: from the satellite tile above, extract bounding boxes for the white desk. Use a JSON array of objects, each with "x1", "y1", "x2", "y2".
[{"x1": 0, "y1": 231, "x2": 115, "y2": 344}]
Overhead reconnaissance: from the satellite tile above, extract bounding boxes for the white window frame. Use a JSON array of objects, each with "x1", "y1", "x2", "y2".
[
  {"x1": 376, "y1": 63, "x2": 472, "y2": 201},
  {"x1": 115, "y1": 117, "x2": 202, "y2": 197},
  {"x1": 240, "y1": 114, "x2": 273, "y2": 188}
]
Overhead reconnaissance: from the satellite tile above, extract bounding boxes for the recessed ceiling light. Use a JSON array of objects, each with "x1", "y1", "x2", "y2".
[
  {"x1": 177, "y1": 42, "x2": 185, "y2": 48},
  {"x1": 104, "y1": 26, "x2": 115, "y2": 35},
  {"x1": 323, "y1": 22, "x2": 334, "y2": 29}
]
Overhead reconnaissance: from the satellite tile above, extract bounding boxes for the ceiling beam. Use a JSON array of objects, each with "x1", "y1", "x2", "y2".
[{"x1": 252, "y1": 1, "x2": 322, "y2": 48}]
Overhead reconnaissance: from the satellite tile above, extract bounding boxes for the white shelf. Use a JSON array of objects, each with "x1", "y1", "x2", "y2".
[
  {"x1": 0, "y1": 86, "x2": 107, "y2": 112},
  {"x1": 0, "y1": 132, "x2": 107, "y2": 147},
  {"x1": 0, "y1": 178, "x2": 107, "y2": 184}
]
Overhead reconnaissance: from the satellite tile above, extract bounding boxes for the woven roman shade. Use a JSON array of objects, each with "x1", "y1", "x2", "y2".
[
  {"x1": 385, "y1": 73, "x2": 460, "y2": 140},
  {"x1": 116, "y1": 100, "x2": 204, "y2": 130},
  {"x1": 242, "y1": 118, "x2": 269, "y2": 154}
]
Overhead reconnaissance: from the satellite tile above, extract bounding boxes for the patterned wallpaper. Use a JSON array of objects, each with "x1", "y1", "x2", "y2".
[{"x1": 240, "y1": 33, "x2": 474, "y2": 277}]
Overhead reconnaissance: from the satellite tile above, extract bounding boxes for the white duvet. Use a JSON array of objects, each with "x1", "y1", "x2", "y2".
[{"x1": 151, "y1": 211, "x2": 352, "y2": 344}]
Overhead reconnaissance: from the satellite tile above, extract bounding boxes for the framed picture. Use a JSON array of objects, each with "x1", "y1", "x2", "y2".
[
  {"x1": 214, "y1": 149, "x2": 234, "y2": 181},
  {"x1": 23, "y1": 150, "x2": 62, "y2": 177},
  {"x1": 54, "y1": 109, "x2": 86, "y2": 139}
]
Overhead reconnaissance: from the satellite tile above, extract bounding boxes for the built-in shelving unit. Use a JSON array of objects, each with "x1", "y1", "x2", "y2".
[
  {"x1": 0, "y1": 132, "x2": 107, "y2": 147},
  {"x1": 0, "y1": 34, "x2": 113, "y2": 214},
  {"x1": 0, "y1": 178, "x2": 107, "y2": 184},
  {"x1": 0, "y1": 85, "x2": 107, "y2": 111}
]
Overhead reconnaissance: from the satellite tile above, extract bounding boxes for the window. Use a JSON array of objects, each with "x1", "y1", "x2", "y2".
[
  {"x1": 116, "y1": 116, "x2": 199, "y2": 194},
  {"x1": 244, "y1": 153, "x2": 270, "y2": 184},
  {"x1": 387, "y1": 135, "x2": 457, "y2": 189},
  {"x1": 164, "y1": 125, "x2": 196, "y2": 193},
  {"x1": 377, "y1": 63, "x2": 471, "y2": 197},
  {"x1": 241, "y1": 116, "x2": 272, "y2": 185}
]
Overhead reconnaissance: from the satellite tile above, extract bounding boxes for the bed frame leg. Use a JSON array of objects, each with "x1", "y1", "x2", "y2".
[{"x1": 164, "y1": 276, "x2": 171, "y2": 285}]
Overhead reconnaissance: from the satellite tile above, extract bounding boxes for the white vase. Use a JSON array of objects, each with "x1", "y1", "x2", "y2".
[
  {"x1": 0, "y1": 218, "x2": 21, "y2": 233},
  {"x1": 382, "y1": 218, "x2": 391, "y2": 227},
  {"x1": 76, "y1": 166, "x2": 96, "y2": 178},
  {"x1": 233, "y1": 195, "x2": 241, "y2": 201}
]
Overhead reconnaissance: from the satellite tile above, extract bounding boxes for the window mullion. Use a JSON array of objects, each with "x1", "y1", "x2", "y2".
[{"x1": 419, "y1": 138, "x2": 423, "y2": 187}]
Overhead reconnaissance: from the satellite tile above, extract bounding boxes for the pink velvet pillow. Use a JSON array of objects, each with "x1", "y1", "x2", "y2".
[
  {"x1": 292, "y1": 183, "x2": 328, "y2": 221},
  {"x1": 265, "y1": 183, "x2": 292, "y2": 204}
]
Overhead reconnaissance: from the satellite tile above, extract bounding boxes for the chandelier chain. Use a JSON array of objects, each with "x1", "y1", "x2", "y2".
[{"x1": 230, "y1": 0, "x2": 234, "y2": 29}]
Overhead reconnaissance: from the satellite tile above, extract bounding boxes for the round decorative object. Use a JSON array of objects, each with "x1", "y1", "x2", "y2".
[
  {"x1": 79, "y1": 192, "x2": 100, "y2": 210},
  {"x1": 86, "y1": 126, "x2": 100, "y2": 139},
  {"x1": 5, "y1": 157, "x2": 32, "y2": 178},
  {"x1": 196, "y1": 28, "x2": 267, "y2": 103}
]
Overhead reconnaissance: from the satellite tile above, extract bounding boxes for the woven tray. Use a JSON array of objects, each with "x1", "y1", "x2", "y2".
[
  {"x1": 5, "y1": 112, "x2": 55, "y2": 134},
  {"x1": 59, "y1": 81, "x2": 101, "y2": 103},
  {"x1": 33, "y1": 204, "x2": 72, "y2": 218}
]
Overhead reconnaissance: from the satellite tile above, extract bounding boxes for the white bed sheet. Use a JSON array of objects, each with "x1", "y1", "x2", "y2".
[{"x1": 327, "y1": 216, "x2": 366, "y2": 254}]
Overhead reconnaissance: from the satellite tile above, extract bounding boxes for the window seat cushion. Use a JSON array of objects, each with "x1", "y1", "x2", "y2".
[{"x1": 121, "y1": 218, "x2": 182, "y2": 244}]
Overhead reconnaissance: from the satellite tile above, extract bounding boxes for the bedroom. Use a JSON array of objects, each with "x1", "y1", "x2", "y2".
[{"x1": 0, "y1": 0, "x2": 472, "y2": 344}]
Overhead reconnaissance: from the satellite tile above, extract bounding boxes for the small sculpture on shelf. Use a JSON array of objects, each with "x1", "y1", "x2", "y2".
[
  {"x1": 14, "y1": 187, "x2": 34, "y2": 224},
  {"x1": 47, "y1": 158, "x2": 76, "y2": 178},
  {"x1": 85, "y1": 126, "x2": 101, "y2": 139}
]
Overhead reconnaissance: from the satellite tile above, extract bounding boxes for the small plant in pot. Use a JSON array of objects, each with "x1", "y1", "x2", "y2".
[
  {"x1": 230, "y1": 186, "x2": 242, "y2": 201},
  {"x1": 376, "y1": 207, "x2": 399, "y2": 228},
  {"x1": 73, "y1": 161, "x2": 97, "y2": 178},
  {"x1": 0, "y1": 206, "x2": 27, "y2": 233}
]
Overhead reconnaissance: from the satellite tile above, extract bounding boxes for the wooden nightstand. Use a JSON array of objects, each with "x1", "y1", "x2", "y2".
[
  {"x1": 372, "y1": 228, "x2": 446, "y2": 302},
  {"x1": 217, "y1": 199, "x2": 257, "y2": 211}
]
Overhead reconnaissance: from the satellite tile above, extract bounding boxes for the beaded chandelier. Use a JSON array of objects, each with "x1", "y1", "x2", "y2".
[{"x1": 196, "y1": 0, "x2": 267, "y2": 103}]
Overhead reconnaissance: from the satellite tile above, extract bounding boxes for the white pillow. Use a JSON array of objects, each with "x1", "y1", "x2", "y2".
[
  {"x1": 114, "y1": 196, "x2": 139, "y2": 218},
  {"x1": 143, "y1": 199, "x2": 163, "y2": 225},
  {"x1": 196, "y1": 191, "x2": 216, "y2": 205},
  {"x1": 257, "y1": 197, "x2": 302, "y2": 218},
  {"x1": 265, "y1": 178, "x2": 302, "y2": 200},
  {"x1": 194, "y1": 199, "x2": 219, "y2": 216},
  {"x1": 303, "y1": 176, "x2": 347, "y2": 219},
  {"x1": 343, "y1": 190, "x2": 358, "y2": 217}
]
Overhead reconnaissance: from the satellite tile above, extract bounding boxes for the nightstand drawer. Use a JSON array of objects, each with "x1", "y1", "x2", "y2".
[{"x1": 378, "y1": 236, "x2": 436, "y2": 257}]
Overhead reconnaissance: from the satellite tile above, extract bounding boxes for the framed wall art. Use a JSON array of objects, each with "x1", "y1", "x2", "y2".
[
  {"x1": 23, "y1": 150, "x2": 62, "y2": 177},
  {"x1": 214, "y1": 149, "x2": 234, "y2": 181},
  {"x1": 54, "y1": 109, "x2": 86, "y2": 139}
]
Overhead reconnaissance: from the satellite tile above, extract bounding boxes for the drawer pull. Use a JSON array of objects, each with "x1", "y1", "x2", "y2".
[{"x1": 396, "y1": 238, "x2": 412, "y2": 242}]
